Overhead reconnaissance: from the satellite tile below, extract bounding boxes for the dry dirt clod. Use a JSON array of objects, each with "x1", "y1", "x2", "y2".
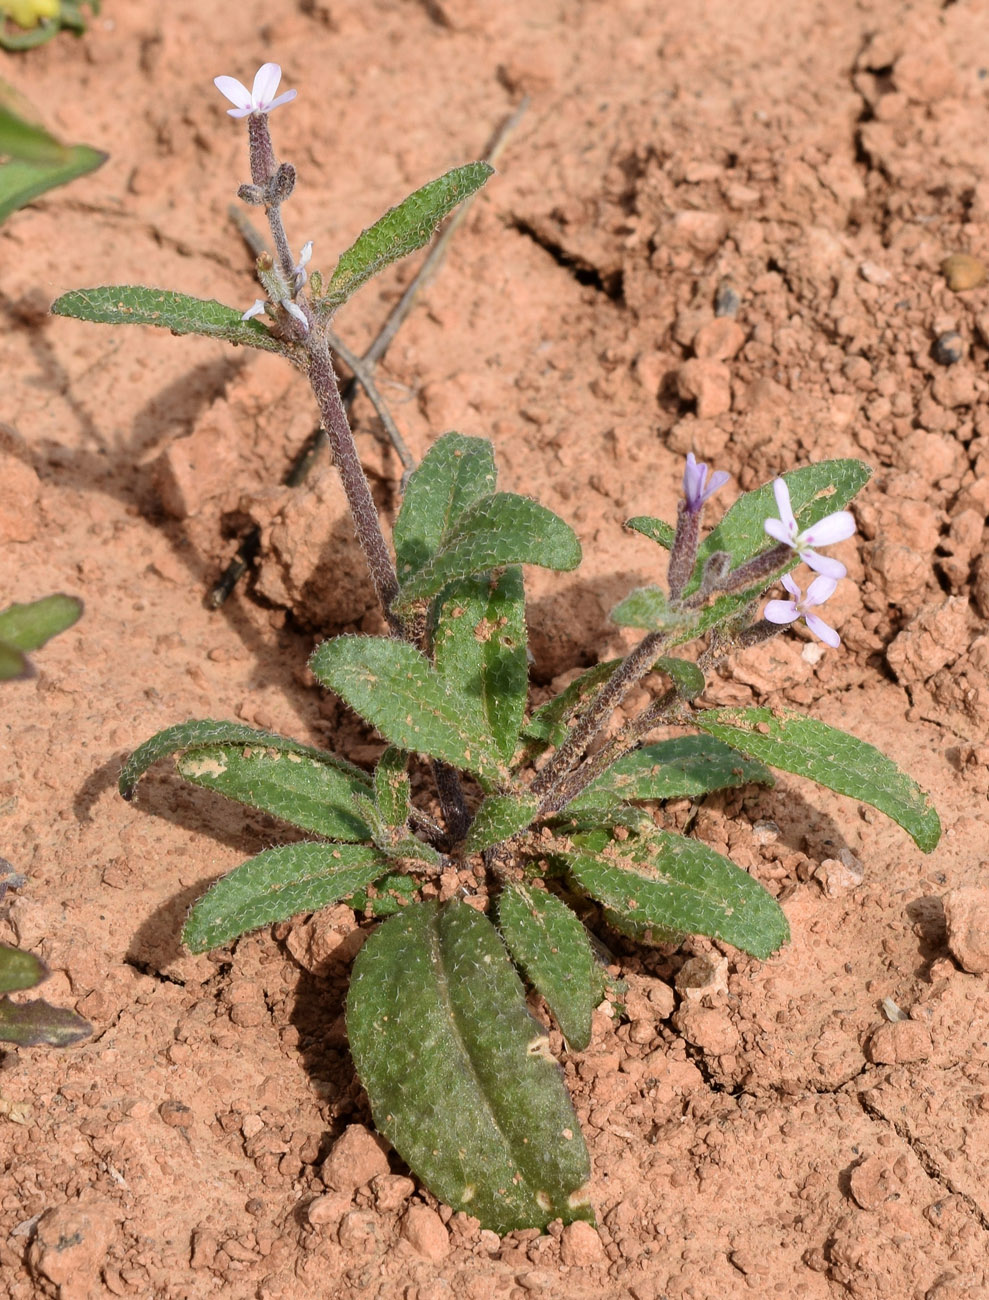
[
  {"x1": 559, "y1": 1218, "x2": 607, "y2": 1266},
  {"x1": 940, "y1": 253, "x2": 987, "y2": 292},
  {"x1": 402, "y1": 1204, "x2": 451, "y2": 1260},
  {"x1": 320, "y1": 1123, "x2": 391, "y2": 1193},
  {"x1": 27, "y1": 1203, "x2": 116, "y2": 1300},
  {"x1": 942, "y1": 885, "x2": 989, "y2": 973}
]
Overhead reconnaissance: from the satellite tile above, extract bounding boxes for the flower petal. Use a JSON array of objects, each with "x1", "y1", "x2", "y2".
[
  {"x1": 214, "y1": 75, "x2": 252, "y2": 109},
  {"x1": 772, "y1": 477, "x2": 796, "y2": 530},
  {"x1": 802, "y1": 510, "x2": 856, "y2": 547},
  {"x1": 764, "y1": 599, "x2": 798, "y2": 625},
  {"x1": 252, "y1": 63, "x2": 283, "y2": 108},
  {"x1": 707, "y1": 470, "x2": 731, "y2": 496},
  {"x1": 802, "y1": 549, "x2": 846, "y2": 580},
  {"x1": 241, "y1": 299, "x2": 266, "y2": 321},
  {"x1": 780, "y1": 573, "x2": 801, "y2": 599},
  {"x1": 804, "y1": 612, "x2": 840, "y2": 648},
  {"x1": 805, "y1": 575, "x2": 838, "y2": 606},
  {"x1": 764, "y1": 517, "x2": 793, "y2": 545},
  {"x1": 266, "y1": 89, "x2": 298, "y2": 112}
]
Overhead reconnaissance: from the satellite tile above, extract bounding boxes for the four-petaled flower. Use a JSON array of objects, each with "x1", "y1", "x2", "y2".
[
  {"x1": 214, "y1": 64, "x2": 297, "y2": 118},
  {"x1": 764, "y1": 477, "x2": 855, "y2": 579},
  {"x1": 764, "y1": 573, "x2": 841, "y2": 648},
  {"x1": 683, "y1": 452, "x2": 730, "y2": 514}
]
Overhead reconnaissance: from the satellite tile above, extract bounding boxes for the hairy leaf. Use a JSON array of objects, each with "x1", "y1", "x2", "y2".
[
  {"x1": 497, "y1": 884, "x2": 597, "y2": 1050},
  {"x1": 520, "y1": 661, "x2": 622, "y2": 755},
  {"x1": 176, "y1": 745, "x2": 373, "y2": 842},
  {"x1": 0, "y1": 594, "x2": 81, "y2": 652},
  {"x1": 610, "y1": 586, "x2": 677, "y2": 631},
  {"x1": 693, "y1": 706, "x2": 941, "y2": 852},
  {"x1": 464, "y1": 793, "x2": 539, "y2": 854},
  {"x1": 352, "y1": 792, "x2": 442, "y2": 869},
  {"x1": 349, "y1": 871, "x2": 419, "y2": 917},
  {"x1": 324, "y1": 162, "x2": 494, "y2": 308},
  {"x1": 393, "y1": 433, "x2": 496, "y2": 581},
  {"x1": 183, "y1": 842, "x2": 391, "y2": 953},
  {"x1": 433, "y1": 569, "x2": 528, "y2": 762},
  {"x1": 689, "y1": 459, "x2": 871, "y2": 596},
  {"x1": 0, "y1": 96, "x2": 105, "y2": 221},
  {"x1": 395, "y1": 493, "x2": 581, "y2": 609},
  {"x1": 347, "y1": 900, "x2": 593, "y2": 1233},
  {"x1": 119, "y1": 719, "x2": 366, "y2": 800},
  {"x1": 373, "y1": 748, "x2": 411, "y2": 828},
  {"x1": 625, "y1": 515, "x2": 675, "y2": 550},
  {"x1": 51, "y1": 286, "x2": 291, "y2": 356},
  {"x1": 569, "y1": 734, "x2": 774, "y2": 811},
  {"x1": 654, "y1": 656, "x2": 706, "y2": 700},
  {"x1": 0, "y1": 997, "x2": 91, "y2": 1048},
  {"x1": 559, "y1": 827, "x2": 789, "y2": 959},
  {"x1": 0, "y1": 945, "x2": 46, "y2": 994},
  {"x1": 310, "y1": 636, "x2": 506, "y2": 784}
]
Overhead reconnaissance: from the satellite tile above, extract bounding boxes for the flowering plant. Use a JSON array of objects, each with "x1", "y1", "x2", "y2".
[{"x1": 52, "y1": 67, "x2": 940, "y2": 1234}]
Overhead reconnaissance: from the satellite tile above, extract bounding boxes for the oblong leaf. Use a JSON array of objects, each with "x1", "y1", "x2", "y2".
[
  {"x1": 569, "y1": 734, "x2": 774, "y2": 811},
  {"x1": 464, "y1": 793, "x2": 539, "y2": 854},
  {"x1": 693, "y1": 706, "x2": 941, "y2": 853},
  {"x1": 0, "y1": 594, "x2": 82, "y2": 652},
  {"x1": 0, "y1": 145, "x2": 106, "y2": 223},
  {"x1": 310, "y1": 636, "x2": 506, "y2": 784},
  {"x1": 176, "y1": 744, "x2": 373, "y2": 841},
  {"x1": 560, "y1": 827, "x2": 789, "y2": 960},
  {"x1": 0, "y1": 997, "x2": 91, "y2": 1048},
  {"x1": 610, "y1": 586, "x2": 675, "y2": 631},
  {"x1": 119, "y1": 719, "x2": 366, "y2": 800},
  {"x1": 183, "y1": 842, "x2": 391, "y2": 953},
  {"x1": 689, "y1": 459, "x2": 871, "y2": 596},
  {"x1": 0, "y1": 945, "x2": 46, "y2": 993},
  {"x1": 347, "y1": 900, "x2": 593, "y2": 1233},
  {"x1": 324, "y1": 162, "x2": 494, "y2": 308},
  {"x1": 497, "y1": 884, "x2": 597, "y2": 1050},
  {"x1": 625, "y1": 515, "x2": 675, "y2": 550},
  {"x1": 396, "y1": 493, "x2": 581, "y2": 608},
  {"x1": 654, "y1": 656, "x2": 706, "y2": 700},
  {"x1": 393, "y1": 433, "x2": 496, "y2": 581},
  {"x1": 51, "y1": 286, "x2": 290, "y2": 356},
  {"x1": 433, "y1": 569, "x2": 528, "y2": 762},
  {"x1": 373, "y1": 747, "x2": 411, "y2": 828}
]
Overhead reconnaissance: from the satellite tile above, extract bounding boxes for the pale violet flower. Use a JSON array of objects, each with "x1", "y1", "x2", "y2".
[
  {"x1": 764, "y1": 573, "x2": 841, "y2": 648},
  {"x1": 764, "y1": 477, "x2": 855, "y2": 580},
  {"x1": 241, "y1": 299, "x2": 266, "y2": 321},
  {"x1": 280, "y1": 299, "x2": 309, "y2": 334},
  {"x1": 293, "y1": 240, "x2": 313, "y2": 292},
  {"x1": 214, "y1": 64, "x2": 297, "y2": 119},
  {"x1": 683, "y1": 452, "x2": 730, "y2": 514}
]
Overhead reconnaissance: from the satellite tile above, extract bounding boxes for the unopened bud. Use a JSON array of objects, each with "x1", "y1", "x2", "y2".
[
  {"x1": 269, "y1": 162, "x2": 296, "y2": 204},
  {"x1": 237, "y1": 182, "x2": 266, "y2": 205}
]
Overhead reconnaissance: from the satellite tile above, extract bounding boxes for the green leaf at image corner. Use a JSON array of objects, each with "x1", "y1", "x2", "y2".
[
  {"x1": 395, "y1": 493, "x2": 581, "y2": 609},
  {"x1": 51, "y1": 286, "x2": 292, "y2": 357},
  {"x1": 347, "y1": 899, "x2": 593, "y2": 1234},
  {"x1": 497, "y1": 883, "x2": 598, "y2": 1050},
  {"x1": 0, "y1": 94, "x2": 106, "y2": 221},
  {"x1": 323, "y1": 161, "x2": 494, "y2": 309},
  {"x1": 0, "y1": 944, "x2": 46, "y2": 993},
  {"x1": 182, "y1": 842, "x2": 392, "y2": 953},
  {"x1": 693, "y1": 706, "x2": 941, "y2": 853},
  {"x1": 393, "y1": 433, "x2": 497, "y2": 581}
]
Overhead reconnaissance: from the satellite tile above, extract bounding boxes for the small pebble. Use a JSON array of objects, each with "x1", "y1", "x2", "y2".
[
  {"x1": 932, "y1": 332, "x2": 964, "y2": 365},
  {"x1": 714, "y1": 279, "x2": 741, "y2": 317},
  {"x1": 941, "y1": 252, "x2": 987, "y2": 292}
]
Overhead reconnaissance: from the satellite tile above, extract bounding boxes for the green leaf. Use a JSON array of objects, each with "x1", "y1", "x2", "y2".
[
  {"x1": 347, "y1": 900, "x2": 593, "y2": 1233},
  {"x1": 693, "y1": 707, "x2": 941, "y2": 853},
  {"x1": 497, "y1": 884, "x2": 597, "y2": 1050},
  {"x1": 119, "y1": 719, "x2": 367, "y2": 801},
  {"x1": 570, "y1": 734, "x2": 774, "y2": 811},
  {"x1": 396, "y1": 493, "x2": 581, "y2": 609},
  {"x1": 464, "y1": 793, "x2": 539, "y2": 854},
  {"x1": 0, "y1": 101, "x2": 105, "y2": 222},
  {"x1": 610, "y1": 586, "x2": 676, "y2": 631},
  {"x1": 0, "y1": 997, "x2": 91, "y2": 1047},
  {"x1": 51, "y1": 286, "x2": 291, "y2": 357},
  {"x1": 310, "y1": 636, "x2": 507, "y2": 784},
  {"x1": 625, "y1": 515, "x2": 675, "y2": 550},
  {"x1": 183, "y1": 842, "x2": 391, "y2": 953},
  {"x1": 393, "y1": 433, "x2": 497, "y2": 582},
  {"x1": 433, "y1": 569, "x2": 528, "y2": 762},
  {"x1": 373, "y1": 747, "x2": 412, "y2": 828},
  {"x1": 0, "y1": 594, "x2": 81, "y2": 653},
  {"x1": 350, "y1": 871, "x2": 419, "y2": 917},
  {"x1": 654, "y1": 656, "x2": 706, "y2": 700},
  {"x1": 689, "y1": 459, "x2": 871, "y2": 596},
  {"x1": 352, "y1": 791, "x2": 443, "y2": 869},
  {"x1": 0, "y1": 642, "x2": 27, "y2": 680},
  {"x1": 324, "y1": 162, "x2": 494, "y2": 308},
  {"x1": 0, "y1": 944, "x2": 46, "y2": 993},
  {"x1": 559, "y1": 826, "x2": 789, "y2": 960},
  {"x1": 521, "y1": 661, "x2": 622, "y2": 754},
  {"x1": 176, "y1": 744, "x2": 373, "y2": 842}
]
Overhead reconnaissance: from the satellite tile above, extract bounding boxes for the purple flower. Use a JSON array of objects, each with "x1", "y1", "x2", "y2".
[
  {"x1": 764, "y1": 477, "x2": 856, "y2": 579},
  {"x1": 241, "y1": 299, "x2": 266, "y2": 322},
  {"x1": 214, "y1": 64, "x2": 297, "y2": 119},
  {"x1": 683, "y1": 452, "x2": 730, "y2": 514},
  {"x1": 764, "y1": 573, "x2": 841, "y2": 648}
]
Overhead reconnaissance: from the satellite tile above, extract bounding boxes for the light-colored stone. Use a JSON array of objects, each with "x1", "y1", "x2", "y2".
[
  {"x1": 320, "y1": 1124, "x2": 391, "y2": 1193},
  {"x1": 559, "y1": 1218, "x2": 607, "y2": 1266},
  {"x1": 401, "y1": 1204, "x2": 450, "y2": 1261}
]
